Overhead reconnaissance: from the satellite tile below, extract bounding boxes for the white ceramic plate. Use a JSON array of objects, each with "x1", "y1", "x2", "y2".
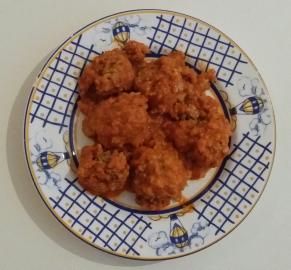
[{"x1": 24, "y1": 9, "x2": 275, "y2": 260}]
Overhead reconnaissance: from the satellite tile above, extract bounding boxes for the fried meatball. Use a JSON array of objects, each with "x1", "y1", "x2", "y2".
[
  {"x1": 82, "y1": 92, "x2": 151, "y2": 149},
  {"x1": 135, "y1": 51, "x2": 214, "y2": 120},
  {"x1": 135, "y1": 51, "x2": 185, "y2": 118},
  {"x1": 78, "y1": 48, "x2": 135, "y2": 97},
  {"x1": 164, "y1": 95, "x2": 231, "y2": 178},
  {"x1": 131, "y1": 144, "x2": 191, "y2": 210},
  {"x1": 77, "y1": 144, "x2": 129, "y2": 196}
]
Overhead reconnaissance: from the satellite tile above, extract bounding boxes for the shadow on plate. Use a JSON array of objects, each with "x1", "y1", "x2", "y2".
[{"x1": 6, "y1": 52, "x2": 157, "y2": 267}]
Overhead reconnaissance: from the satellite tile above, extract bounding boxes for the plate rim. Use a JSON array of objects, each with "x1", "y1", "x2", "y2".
[{"x1": 23, "y1": 8, "x2": 276, "y2": 261}]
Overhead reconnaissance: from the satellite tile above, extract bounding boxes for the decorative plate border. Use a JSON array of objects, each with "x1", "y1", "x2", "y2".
[{"x1": 23, "y1": 9, "x2": 276, "y2": 260}]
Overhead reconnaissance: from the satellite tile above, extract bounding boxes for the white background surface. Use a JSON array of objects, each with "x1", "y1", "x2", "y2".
[{"x1": 0, "y1": 0, "x2": 291, "y2": 269}]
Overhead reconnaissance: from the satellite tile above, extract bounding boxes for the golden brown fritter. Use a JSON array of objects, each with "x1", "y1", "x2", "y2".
[
  {"x1": 131, "y1": 143, "x2": 191, "y2": 210},
  {"x1": 77, "y1": 144, "x2": 129, "y2": 196},
  {"x1": 78, "y1": 48, "x2": 135, "y2": 97},
  {"x1": 76, "y1": 40, "x2": 232, "y2": 210},
  {"x1": 82, "y1": 92, "x2": 151, "y2": 149},
  {"x1": 134, "y1": 51, "x2": 215, "y2": 120},
  {"x1": 164, "y1": 94, "x2": 231, "y2": 178}
]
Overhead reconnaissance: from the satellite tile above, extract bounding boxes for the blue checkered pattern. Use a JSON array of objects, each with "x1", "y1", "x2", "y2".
[
  {"x1": 30, "y1": 34, "x2": 100, "y2": 133},
  {"x1": 49, "y1": 177, "x2": 152, "y2": 255},
  {"x1": 195, "y1": 132, "x2": 272, "y2": 235},
  {"x1": 148, "y1": 15, "x2": 248, "y2": 86}
]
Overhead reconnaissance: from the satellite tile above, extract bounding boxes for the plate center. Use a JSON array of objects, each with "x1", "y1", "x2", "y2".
[
  {"x1": 69, "y1": 58, "x2": 230, "y2": 214},
  {"x1": 69, "y1": 106, "x2": 221, "y2": 213}
]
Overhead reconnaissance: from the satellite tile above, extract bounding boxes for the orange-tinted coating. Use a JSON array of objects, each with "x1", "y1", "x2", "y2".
[
  {"x1": 78, "y1": 48, "x2": 135, "y2": 97},
  {"x1": 77, "y1": 144, "x2": 129, "y2": 197},
  {"x1": 77, "y1": 41, "x2": 232, "y2": 209},
  {"x1": 82, "y1": 92, "x2": 151, "y2": 149},
  {"x1": 131, "y1": 143, "x2": 191, "y2": 210}
]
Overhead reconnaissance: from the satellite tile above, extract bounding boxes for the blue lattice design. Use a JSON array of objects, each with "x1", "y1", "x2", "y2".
[
  {"x1": 49, "y1": 178, "x2": 152, "y2": 255},
  {"x1": 30, "y1": 35, "x2": 100, "y2": 133},
  {"x1": 148, "y1": 15, "x2": 248, "y2": 86},
  {"x1": 195, "y1": 132, "x2": 272, "y2": 235}
]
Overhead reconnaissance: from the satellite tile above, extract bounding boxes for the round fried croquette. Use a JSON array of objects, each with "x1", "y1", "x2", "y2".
[
  {"x1": 77, "y1": 144, "x2": 129, "y2": 196},
  {"x1": 135, "y1": 51, "x2": 214, "y2": 120},
  {"x1": 82, "y1": 92, "x2": 151, "y2": 149},
  {"x1": 131, "y1": 144, "x2": 191, "y2": 210},
  {"x1": 78, "y1": 48, "x2": 135, "y2": 97}
]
